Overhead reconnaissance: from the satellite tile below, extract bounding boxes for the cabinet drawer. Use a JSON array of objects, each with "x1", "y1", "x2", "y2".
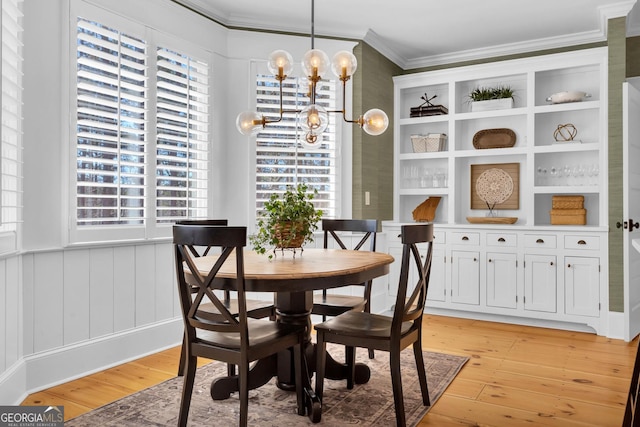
[
  {"x1": 487, "y1": 233, "x2": 517, "y2": 247},
  {"x1": 524, "y1": 234, "x2": 557, "y2": 249},
  {"x1": 450, "y1": 232, "x2": 479, "y2": 245},
  {"x1": 564, "y1": 235, "x2": 600, "y2": 250},
  {"x1": 433, "y1": 230, "x2": 446, "y2": 244}
]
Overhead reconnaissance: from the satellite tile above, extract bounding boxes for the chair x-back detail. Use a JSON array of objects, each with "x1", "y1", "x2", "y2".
[
  {"x1": 312, "y1": 219, "x2": 378, "y2": 359},
  {"x1": 174, "y1": 224, "x2": 305, "y2": 427},
  {"x1": 313, "y1": 223, "x2": 434, "y2": 427},
  {"x1": 175, "y1": 220, "x2": 275, "y2": 377}
]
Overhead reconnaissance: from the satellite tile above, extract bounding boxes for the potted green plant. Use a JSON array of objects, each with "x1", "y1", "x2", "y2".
[
  {"x1": 469, "y1": 85, "x2": 515, "y2": 112},
  {"x1": 250, "y1": 183, "x2": 323, "y2": 258}
]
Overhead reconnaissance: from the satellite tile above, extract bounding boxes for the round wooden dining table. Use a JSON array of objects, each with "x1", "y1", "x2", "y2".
[{"x1": 190, "y1": 247, "x2": 394, "y2": 421}]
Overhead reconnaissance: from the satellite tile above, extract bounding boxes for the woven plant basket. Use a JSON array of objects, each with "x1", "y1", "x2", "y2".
[{"x1": 273, "y1": 222, "x2": 305, "y2": 249}]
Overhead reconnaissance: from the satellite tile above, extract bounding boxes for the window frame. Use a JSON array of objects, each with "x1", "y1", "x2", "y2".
[
  {"x1": 248, "y1": 58, "x2": 353, "y2": 231},
  {"x1": 67, "y1": 1, "x2": 213, "y2": 244},
  {"x1": 0, "y1": 0, "x2": 23, "y2": 255}
]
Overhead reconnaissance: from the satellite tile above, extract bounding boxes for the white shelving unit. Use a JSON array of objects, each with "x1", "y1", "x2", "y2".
[{"x1": 384, "y1": 48, "x2": 610, "y2": 335}]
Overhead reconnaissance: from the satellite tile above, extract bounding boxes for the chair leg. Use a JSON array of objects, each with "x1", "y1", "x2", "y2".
[
  {"x1": 177, "y1": 334, "x2": 186, "y2": 377},
  {"x1": 345, "y1": 346, "x2": 356, "y2": 389},
  {"x1": 390, "y1": 348, "x2": 406, "y2": 427},
  {"x1": 227, "y1": 363, "x2": 236, "y2": 377},
  {"x1": 413, "y1": 340, "x2": 431, "y2": 406},
  {"x1": 293, "y1": 343, "x2": 305, "y2": 416},
  {"x1": 315, "y1": 333, "x2": 327, "y2": 403},
  {"x1": 177, "y1": 354, "x2": 197, "y2": 427},
  {"x1": 239, "y1": 360, "x2": 249, "y2": 427}
]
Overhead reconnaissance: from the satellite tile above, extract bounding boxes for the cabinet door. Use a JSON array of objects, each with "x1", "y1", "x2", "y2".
[
  {"x1": 565, "y1": 256, "x2": 600, "y2": 317},
  {"x1": 486, "y1": 252, "x2": 517, "y2": 309},
  {"x1": 524, "y1": 254, "x2": 557, "y2": 313},
  {"x1": 451, "y1": 251, "x2": 480, "y2": 305},
  {"x1": 427, "y1": 247, "x2": 446, "y2": 302},
  {"x1": 387, "y1": 244, "x2": 403, "y2": 297}
]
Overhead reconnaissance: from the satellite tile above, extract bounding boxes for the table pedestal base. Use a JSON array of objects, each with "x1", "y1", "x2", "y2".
[{"x1": 208, "y1": 290, "x2": 371, "y2": 421}]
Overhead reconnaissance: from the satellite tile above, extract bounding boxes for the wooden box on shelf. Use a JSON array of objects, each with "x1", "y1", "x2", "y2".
[
  {"x1": 410, "y1": 104, "x2": 448, "y2": 117},
  {"x1": 552, "y1": 195, "x2": 584, "y2": 210},
  {"x1": 550, "y1": 208, "x2": 587, "y2": 225}
]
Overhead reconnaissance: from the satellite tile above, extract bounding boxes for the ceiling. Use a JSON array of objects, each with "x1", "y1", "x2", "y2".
[{"x1": 174, "y1": 0, "x2": 639, "y2": 69}]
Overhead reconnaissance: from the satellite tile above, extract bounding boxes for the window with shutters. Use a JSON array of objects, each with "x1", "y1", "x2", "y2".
[
  {"x1": 0, "y1": 0, "x2": 23, "y2": 253},
  {"x1": 255, "y1": 73, "x2": 338, "y2": 219},
  {"x1": 73, "y1": 14, "x2": 209, "y2": 242}
]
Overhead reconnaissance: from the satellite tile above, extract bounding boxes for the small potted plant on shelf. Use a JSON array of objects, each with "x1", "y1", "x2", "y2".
[
  {"x1": 468, "y1": 85, "x2": 515, "y2": 112},
  {"x1": 250, "y1": 183, "x2": 323, "y2": 259}
]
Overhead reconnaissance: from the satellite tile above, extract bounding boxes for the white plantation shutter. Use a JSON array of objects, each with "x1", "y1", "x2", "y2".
[
  {"x1": 255, "y1": 74, "x2": 338, "y2": 218},
  {"x1": 76, "y1": 18, "x2": 147, "y2": 226},
  {"x1": 72, "y1": 9, "x2": 210, "y2": 242},
  {"x1": 0, "y1": 0, "x2": 22, "y2": 237},
  {"x1": 156, "y1": 47, "x2": 209, "y2": 223}
]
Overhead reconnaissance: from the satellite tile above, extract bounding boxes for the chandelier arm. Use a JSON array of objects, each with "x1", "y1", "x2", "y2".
[
  {"x1": 259, "y1": 76, "x2": 303, "y2": 126},
  {"x1": 329, "y1": 77, "x2": 364, "y2": 126}
]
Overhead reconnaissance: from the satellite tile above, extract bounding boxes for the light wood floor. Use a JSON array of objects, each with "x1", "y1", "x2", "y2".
[{"x1": 22, "y1": 315, "x2": 637, "y2": 426}]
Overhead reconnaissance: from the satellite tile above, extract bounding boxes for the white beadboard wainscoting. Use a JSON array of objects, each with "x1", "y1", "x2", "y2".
[
  {"x1": 0, "y1": 233, "x2": 391, "y2": 405},
  {"x1": 0, "y1": 241, "x2": 185, "y2": 404}
]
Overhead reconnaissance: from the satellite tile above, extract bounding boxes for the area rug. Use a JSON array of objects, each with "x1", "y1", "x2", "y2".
[{"x1": 66, "y1": 345, "x2": 467, "y2": 426}]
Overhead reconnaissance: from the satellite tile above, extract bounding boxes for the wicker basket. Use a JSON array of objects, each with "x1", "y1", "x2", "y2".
[
  {"x1": 411, "y1": 134, "x2": 447, "y2": 153},
  {"x1": 552, "y1": 195, "x2": 584, "y2": 210},
  {"x1": 550, "y1": 208, "x2": 586, "y2": 225},
  {"x1": 273, "y1": 222, "x2": 305, "y2": 248}
]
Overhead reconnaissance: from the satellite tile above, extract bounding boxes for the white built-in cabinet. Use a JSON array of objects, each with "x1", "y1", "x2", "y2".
[{"x1": 383, "y1": 48, "x2": 609, "y2": 335}]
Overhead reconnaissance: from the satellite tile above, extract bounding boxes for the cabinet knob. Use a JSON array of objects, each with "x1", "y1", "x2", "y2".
[
  {"x1": 473, "y1": 257, "x2": 477, "y2": 262},
  {"x1": 536, "y1": 238, "x2": 544, "y2": 244},
  {"x1": 462, "y1": 236, "x2": 469, "y2": 241},
  {"x1": 498, "y1": 237, "x2": 505, "y2": 242},
  {"x1": 577, "y1": 240, "x2": 587, "y2": 245},
  {"x1": 550, "y1": 261, "x2": 554, "y2": 266},
  {"x1": 567, "y1": 264, "x2": 572, "y2": 268},
  {"x1": 488, "y1": 259, "x2": 492, "y2": 262}
]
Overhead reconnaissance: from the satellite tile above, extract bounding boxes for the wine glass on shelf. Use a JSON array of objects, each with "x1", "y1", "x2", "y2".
[
  {"x1": 536, "y1": 166, "x2": 547, "y2": 186},
  {"x1": 549, "y1": 166, "x2": 558, "y2": 186}
]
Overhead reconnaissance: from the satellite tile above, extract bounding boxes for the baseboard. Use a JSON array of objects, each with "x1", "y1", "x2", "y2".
[
  {"x1": 608, "y1": 311, "x2": 626, "y2": 340},
  {"x1": 0, "y1": 360, "x2": 27, "y2": 405},
  {"x1": 0, "y1": 318, "x2": 183, "y2": 405}
]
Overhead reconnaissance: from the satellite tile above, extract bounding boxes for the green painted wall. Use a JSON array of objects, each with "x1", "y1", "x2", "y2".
[
  {"x1": 608, "y1": 17, "x2": 626, "y2": 312},
  {"x1": 351, "y1": 42, "x2": 401, "y2": 223},
  {"x1": 629, "y1": 36, "x2": 640, "y2": 77}
]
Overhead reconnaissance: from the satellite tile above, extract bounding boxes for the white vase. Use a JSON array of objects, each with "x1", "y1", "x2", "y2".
[{"x1": 471, "y1": 98, "x2": 514, "y2": 112}]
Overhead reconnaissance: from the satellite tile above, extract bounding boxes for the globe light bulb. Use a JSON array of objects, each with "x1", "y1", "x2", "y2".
[
  {"x1": 361, "y1": 108, "x2": 389, "y2": 136},
  {"x1": 331, "y1": 50, "x2": 357, "y2": 79},
  {"x1": 302, "y1": 131, "x2": 322, "y2": 149},
  {"x1": 267, "y1": 50, "x2": 294, "y2": 79},
  {"x1": 236, "y1": 111, "x2": 263, "y2": 136},
  {"x1": 299, "y1": 104, "x2": 329, "y2": 134},
  {"x1": 302, "y1": 49, "x2": 330, "y2": 78}
]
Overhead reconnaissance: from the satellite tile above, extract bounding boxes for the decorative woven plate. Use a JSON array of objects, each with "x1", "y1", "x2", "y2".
[
  {"x1": 472, "y1": 128, "x2": 516, "y2": 149},
  {"x1": 475, "y1": 168, "x2": 514, "y2": 205}
]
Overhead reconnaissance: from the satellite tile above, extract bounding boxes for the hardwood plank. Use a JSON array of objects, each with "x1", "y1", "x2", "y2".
[{"x1": 20, "y1": 315, "x2": 634, "y2": 426}]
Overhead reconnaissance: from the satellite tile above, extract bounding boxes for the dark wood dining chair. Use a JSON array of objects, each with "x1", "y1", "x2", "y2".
[
  {"x1": 311, "y1": 219, "x2": 378, "y2": 359},
  {"x1": 173, "y1": 224, "x2": 305, "y2": 427},
  {"x1": 175, "y1": 219, "x2": 275, "y2": 377},
  {"x1": 314, "y1": 223, "x2": 434, "y2": 427}
]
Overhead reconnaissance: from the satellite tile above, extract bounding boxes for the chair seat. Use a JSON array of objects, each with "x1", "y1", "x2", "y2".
[
  {"x1": 314, "y1": 311, "x2": 413, "y2": 338},
  {"x1": 312, "y1": 294, "x2": 366, "y2": 316},
  {"x1": 196, "y1": 318, "x2": 300, "y2": 349}
]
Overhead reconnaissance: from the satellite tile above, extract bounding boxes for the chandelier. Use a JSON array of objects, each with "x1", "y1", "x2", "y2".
[{"x1": 235, "y1": 0, "x2": 389, "y2": 145}]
